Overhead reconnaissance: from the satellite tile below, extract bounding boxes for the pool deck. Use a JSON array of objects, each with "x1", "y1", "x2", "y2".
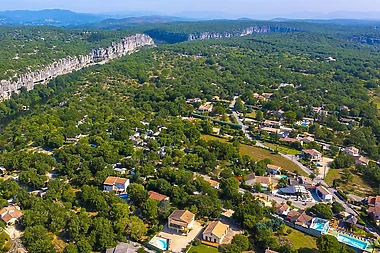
[{"x1": 325, "y1": 228, "x2": 374, "y2": 252}]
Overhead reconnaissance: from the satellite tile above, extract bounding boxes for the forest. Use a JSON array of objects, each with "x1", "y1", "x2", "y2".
[{"x1": 0, "y1": 20, "x2": 379, "y2": 252}]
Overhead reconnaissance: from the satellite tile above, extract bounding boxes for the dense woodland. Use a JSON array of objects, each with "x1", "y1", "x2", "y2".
[{"x1": 0, "y1": 21, "x2": 379, "y2": 252}]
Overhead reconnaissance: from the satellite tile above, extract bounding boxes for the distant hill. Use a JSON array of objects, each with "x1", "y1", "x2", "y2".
[{"x1": 0, "y1": 9, "x2": 105, "y2": 26}]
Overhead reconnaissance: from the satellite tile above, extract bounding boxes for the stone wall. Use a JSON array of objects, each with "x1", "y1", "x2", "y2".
[{"x1": 0, "y1": 34, "x2": 154, "y2": 101}]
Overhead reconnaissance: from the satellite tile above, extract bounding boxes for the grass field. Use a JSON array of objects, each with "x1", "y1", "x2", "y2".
[
  {"x1": 202, "y1": 135, "x2": 306, "y2": 175},
  {"x1": 283, "y1": 226, "x2": 317, "y2": 253},
  {"x1": 245, "y1": 111, "x2": 257, "y2": 119},
  {"x1": 325, "y1": 168, "x2": 374, "y2": 197},
  {"x1": 262, "y1": 141, "x2": 301, "y2": 155},
  {"x1": 188, "y1": 244, "x2": 218, "y2": 253}
]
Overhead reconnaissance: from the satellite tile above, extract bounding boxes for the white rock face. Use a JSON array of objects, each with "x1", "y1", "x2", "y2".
[
  {"x1": 188, "y1": 26, "x2": 297, "y2": 41},
  {"x1": 0, "y1": 34, "x2": 154, "y2": 101}
]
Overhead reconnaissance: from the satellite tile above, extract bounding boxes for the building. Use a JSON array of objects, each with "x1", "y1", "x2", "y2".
[
  {"x1": 65, "y1": 138, "x2": 79, "y2": 144},
  {"x1": 260, "y1": 127, "x2": 280, "y2": 135},
  {"x1": 298, "y1": 176, "x2": 314, "y2": 185},
  {"x1": 301, "y1": 136, "x2": 315, "y2": 143},
  {"x1": 186, "y1": 98, "x2": 202, "y2": 104},
  {"x1": 279, "y1": 137, "x2": 301, "y2": 145},
  {"x1": 265, "y1": 249, "x2": 279, "y2": 253},
  {"x1": 0, "y1": 206, "x2": 23, "y2": 225},
  {"x1": 367, "y1": 196, "x2": 380, "y2": 222},
  {"x1": 245, "y1": 173, "x2": 278, "y2": 191},
  {"x1": 302, "y1": 149, "x2": 322, "y2": 162},
  {"x1": 344, "y1": 146, "x2": 359, "y2": 157},
  {"x1": 202, "y1": 221, "x2": 229, "y2": 244},
  {"x1": 316, "y1": 186, "x2": 333, "y2": 202},
  {"x1": 275, "y1": 202, "x2": 290, "y2": 216},
  {"x1": 267, "y1": 164, "x2": 282, "y2": 175},
  {"x1": 206, "y1": 178, "x2": 220, "y2": 189},
  {"x1": 279, "y1": 185, "x2": 313, "y2": 202},
  {"x1": 103, "y1": 176, "x2": 130, "y2": 193},
  {"x1": 168, "y1": 210, "x2": 195, "y2": 234},
  {"x1": 106, "y1": 242, "x2": 140, "y2": 253},
  {"x1": 262, "y1": 120, "x2": 282, "y2": 128},
  {"x1": 198, "y1": 102, "x2": 213, "y2": 113},
  {"x1": 354, "y1": 156, "x2": 370, "y2": 166},
  {"x1": 148, "y1": 191, "x2": 169, "y2": 202},
  {"x1": 289, "y1": 210, "x2": 313, "y2": 228}
]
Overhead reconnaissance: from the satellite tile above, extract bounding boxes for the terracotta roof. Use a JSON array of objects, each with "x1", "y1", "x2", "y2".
[
  {"x1": 267, "y1": 164, "x2": 281, "y2": 171},
  {"x1": 368, "y1": 196, "x2": 380, "y2": 206},
  {"x1": 148, "y1": 191, "x2": 168, "y2": 202},
  {"x1": 291, "y1": 210, "x2": 313, "y2": 226},
  {"x1": 203, "y1": 221, "x2": 229, "y2": 239},
  {"x1": 0, "y1": 206, "x2": 23, "y2": 223},
  {"x1": 302, "y1": 149, "x2": 322, "y2": 157},
  {"x1": 254, "y1": 176, "x2": 275, "y2": 185},
  {"x1": 368, "y1": 206, "x2": 380, "y2": 215},
  {"x1": 206, "y1": 179, "x2": 219, "y2": 188},
  {"x1": 316, "y1": 186, "x2": 331, "y2": 196},
  {"x1": 345, "y1": 146, "x2": 359, "y2": 153},
  {"x1": 245, "y1": 173, "x2": 256, "y2": 181},
  {"x1": 103, "y1": 176, "x2": 128, "y2": 185},
  {"x1": 355, "y1": 156, "x2": 369, "y2": 164},
  {"x1": 287, "y1": 210, "x2": 299, "y2": 218},
  {"x1": 260, "y1": 127, "x2": 280, "y2": 133},
  {"x1": 280, "y1": 137, "x2": 300, "y2": 143},
  {"x1": 169, "y1": 210, "x2": 195, "y2": 224},
  {"x1": 276, "y1": 203, "x2": 290, "y2": 213}
]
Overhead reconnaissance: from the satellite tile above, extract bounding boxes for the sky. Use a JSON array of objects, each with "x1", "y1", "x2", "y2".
[{"x1": 2, "y1": 0, "x2": 380, "y2": 19}]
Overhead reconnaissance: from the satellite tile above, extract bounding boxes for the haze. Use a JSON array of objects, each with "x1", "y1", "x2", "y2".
[{"x1": 2, "y1": 0, "x2": 380, "y2": 19}]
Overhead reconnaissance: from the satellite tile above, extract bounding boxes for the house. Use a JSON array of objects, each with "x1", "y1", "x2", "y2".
[
  {"x1": 148, "y1": 191, "x2": 169, "y2": 202},
  {"x1": 298, "y1": 176, "x2": 314, "y2": 185},
  {"x1": 367, "y1": 196, "x2": 380, "y2": 222},
  {"x1": 245, "y1": 173, "x2": 278, "y2": 191},
  {"x1": 340, "y1": 118, "x2": 355, "y2": 125},
  {"x1": 302, "y1": 149, "x2": 322, "y2": 162},
  {"x1": 344, "y1": 146, "x2": 359, "y2": 157},
  {"x1": 267, "y1": 164, "x2": 282, "y2": 175},
  {"x1": 0, "y1": 206, "x2": 23, "y2": 225},
  {"x1": 206, "y1": 179, "x2": 220, "y2": 189},
  {"x1": 198, "y1": 102, "x2": 213, "y2": 113},
  {"x1": 289, "y1": 210, "x2": 313, "y2": 228},
  {"x1": 279, "y1": 83, "x2": 294, "y2": 88},
  {"x1": 202, "y1": 221, "x2": 229, "y2": 244},
  {"x1": 316, "y1": 186, "x2": 333, "y2": 202},
  {"x1": 279, "y1": 137, "x2": 301, "y2": 145},
  {"x1": 262, "y1": 120, "x2": 282, "y2": 128},
  {"x1": 114, "y1": 168, "x2": 127, "y2": 174},
  {"x1": 186, "y1": 98, "x2": 202, "y2": 104},
  {"x1": 65, "y1": 138, "x2": 79, "y2": 144},
  {"x1": 106, "y1": 242, "x2": 140, "y2": 253},
  {"x1": 301, "y1": 136, "x2": 314, "y2": 143},
  {"x1": 325, "y1": 56, "x2": 337, "y2": 62},
  {"x1": 276, "y1": 202, "x2": 290, "y2": 216},
  {"x1": 0, "y1": 166, "x2": 6, "y2": 176},
  {"x1": 103, "y1": 176, "x2": 130, "y2": 193},
  {"x1": 265, "y1": 249, "x2": 279, "y2": 253},
  {"x1": 168, "y1": 210, "x2": 195, "y2": 234},
  {"x1": 260, "y1": 127, "x2": 280, "y2": 135},
  {"x1": 354, "y1": 156, "x2": 370, "y2": 166}
]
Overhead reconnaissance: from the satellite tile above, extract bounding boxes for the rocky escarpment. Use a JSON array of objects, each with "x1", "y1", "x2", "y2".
[
  {"x1": 188, "y1": 26, "x2": 298, "y2": 40},
  {"x1": 0, "y1": 34, "x2": 154, "y2": 101}
]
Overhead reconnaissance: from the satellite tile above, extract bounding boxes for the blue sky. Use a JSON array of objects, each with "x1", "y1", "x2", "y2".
[{"x1": 3, "y1": 0, "x2": 380, "y2": 18}]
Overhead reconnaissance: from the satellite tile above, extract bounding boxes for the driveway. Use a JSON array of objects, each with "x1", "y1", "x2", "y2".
[{"x1": 159, "y1": 221, "x2": 203, "y2": 253}]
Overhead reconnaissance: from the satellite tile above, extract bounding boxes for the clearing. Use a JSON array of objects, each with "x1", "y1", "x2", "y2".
[
  {"x1": 202, "y1": 135, "x2": 306, "y2": 176},
  {"x1": 282, "y1": 226, "x2": 317, "y2": 253},
  {"x1": 188, "y1": 244, "x2": 218, "y2": 253}
]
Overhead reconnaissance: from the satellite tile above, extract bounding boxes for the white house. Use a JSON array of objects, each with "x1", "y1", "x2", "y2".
[
  {"x1": 316, "y1": 186, "x2": 333, "y2": 202},
  {"x1": 344, "y1": 146, "x2": 359, "y2": 157},
  {"x1": 302, "y1": 149, "x2": 322, "y2": 162},
  {"x1": 0, "y1": 206, "x2": 23, "y2": 225},
  {"x1": 168, "y1": 210, "x2": 195, "y2": 234},
  {"x1": 103, "y1": 176, "x2": 130, "y2": 193},
  {"x1": 202, "y1": 221, "x2": 229, "y2": 244},
  {"x1": 276, "y1": 203, "x2": 290, "y2": 216}
]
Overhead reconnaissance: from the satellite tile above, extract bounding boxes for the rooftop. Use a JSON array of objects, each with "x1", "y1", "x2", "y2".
[
  {"x1": 169, "y1": 210, "x2": 195, "y2": 224},
  {"x1": 203, "y1": 221, "x2": 229, "y2": 239},
  {"x1": 148, "y1": 191, "x2": 168, "y2": 202}
]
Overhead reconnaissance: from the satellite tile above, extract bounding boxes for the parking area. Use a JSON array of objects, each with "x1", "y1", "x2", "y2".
[{"x1": 158, "y1": 221, "x2": 203, "y2": 253}]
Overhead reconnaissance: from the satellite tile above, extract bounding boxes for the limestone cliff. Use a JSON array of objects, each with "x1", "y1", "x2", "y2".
[
  {"x1": 188, "y1": 26, "x2": 298, "y2": 41},
  {"x1": 0, "y1": 34, "x2": 154, "y2": 100}
]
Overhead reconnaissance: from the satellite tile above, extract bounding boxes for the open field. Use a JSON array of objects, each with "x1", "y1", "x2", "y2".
[
  {"x1": 282, "y1": 226, "x2": 317, "y2": 253},
  {"x1": 188, "y1": 244, "x2": 218, "y2": 253},
  {"x1": 245, "y1": 111, "x2": 257, "y2": 119},
  {"x1": 325, "y1": 168, "x2": 374, "y2": 197},
  {"x1": 202, "y1": 135, "x2": 306, "y2": 175},
  {"x1": 261, "y1": 141, "x2": 301, "y2": 155}
]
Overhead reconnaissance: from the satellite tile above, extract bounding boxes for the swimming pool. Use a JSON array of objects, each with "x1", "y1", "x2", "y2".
[
  {"x1": 310, "y1": 218, "x2": 329, "y2": 233},
  {"x1": 337, "y1": 234, "x2": 367, "y2": 250},
  {"x1": 149, "y1": 236, "x2": 169, "y2": 251}
]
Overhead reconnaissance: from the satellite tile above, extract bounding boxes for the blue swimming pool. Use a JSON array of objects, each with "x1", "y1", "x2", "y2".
[
  {"x1": 301, "y1": 122, "x2": 309, "y2": 127},
  {"x1": 119, "y1": 194, "x2": 128, "y2": 200},
  {"x1": 337, "y1": 234, "x2": 367, "y2": 250},
  {"x1": 310, "y1": 218, "x2": 329, "y2": 233},
  {"x1": 156, "y1": 239, "x2": 168, "y2": 251}
]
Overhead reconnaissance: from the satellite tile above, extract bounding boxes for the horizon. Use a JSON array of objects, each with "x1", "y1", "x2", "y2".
[{"x1": 1, "y1": 0, "x2": 380, "y2": 20}]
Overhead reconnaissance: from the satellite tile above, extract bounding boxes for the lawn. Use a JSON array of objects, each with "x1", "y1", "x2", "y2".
[
  {"x1": 202, "y1": 135, "x2": 306, "y2": 176},
  {"x1": 262, "y1": 141, "x2": 301, "y2": 156},
  {"x1": 188, "y1": 244, "x2": 218, "y2": 253},
  {"x1": 283, "y1": 226, "x2": 317, "y2": 253},
  {"x1": 245, "y1": 111, "x2": 257, "y2": 119}
]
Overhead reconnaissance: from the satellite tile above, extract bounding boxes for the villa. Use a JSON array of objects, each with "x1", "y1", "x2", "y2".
[
  {"x1": 261, "y1": 120, "x2": 282, "y2": 128},
  {"x1": 344, "y1": 146, "x2": 360, "y2": 157},
  {"x1": 198, "y1": 102, "x2": 213, "y2": 113},
  {"x1": 275, "y1": 202, "x2": 290, "y2": 216},
  {"x1": 354, "y1": 156, "x2": 370, "y2": 166},
  {"x1": 367, "y1": 196, "x2": 380, "y2": 222},
  {"x1": 245, "y1": 174, "x2": 278, "y2": 191},
  {"x1": 202, "y1": 221, "x2": 229, "y2": 244},
  {"x1": 205, "y1": 178, "x2": 220, "y2": 189},
  {"x1": 148, "y1": 191, "x2": 170, "y2": 202},
  {"x1": 168, "y1": 210, "x2": 195, "y2": 234},
  {"x1": 302, "y1": 149, "x2": 322, "y2": 162},
  {"x1": 316, "y1": 186, "x2": 333, "y2": 202},
  {"x1": 267, "y1": 164, "x2": 282, "y2": 175},
  {"x1": 0, "y1": 206, "x2": 23, "y2": 225},
  {"x1": 103, "y1": 176, "x2": 130, "y2": 193}
]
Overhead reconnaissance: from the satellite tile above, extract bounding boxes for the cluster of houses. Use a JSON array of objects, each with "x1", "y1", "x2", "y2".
[
  {"x1": 0, "y1": 205, "x2": 23, "y2": 225},
  {"x1": 343, "y1": 146, "x2": 370, "y2": 166}
]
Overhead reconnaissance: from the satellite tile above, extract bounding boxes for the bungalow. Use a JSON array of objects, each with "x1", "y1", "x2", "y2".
[
  {"x1": 148, "y1": 191, "x2": 169, "y2": 202},
  {"x1": 168, "y1": 210, "x2": 195, "y2": 234},
  {"x1": 279, "y1": 137, "x2": 301, "y2": 145},
  {"x1": 103, "y1": 176, "x2": 130, "y2": 193},
  {"x1": 367, "y1": 196, "x2": 380, "y2": 222},
  {"x1": 316, "y1": 186, "x2": 333, "y2": 202},
  {"x1": 289, "y1": 210, "x2": 313, "y2": 228},
  {"x1": 275, "y1": 202, "x2": 290, "y2": 216},
  {"x1": 344, "y1": 146, "x2": 359, "y2": 157},
  {"x1": 300, "y1": 136, "x2": 314, "y2": 143},
  {"x1": 198, "y1": 102, "x2": 213, "y2": 113},
  {"x1": 340, "y1": 118, "x2": 355, "y2": 125},
  {"x1": 262, "y1": 120, "x2": 282, "y2": 128},
  {"x1": 206, "y1": 178, "x2": 220, "y2": 189},
  {"x1": 245, "y1": 173, "x2": 278, "y2": 191},
  {"x1": 106, "y1": 242, "x2": 140, "y2": 253},
  {"x1": 0, "y1": 206, "x2": 23, "y2": 225},
  {"x1": 202, "y1": 221, "x2": 229, "y2": 244},
  {"x1": 260, "y1": 127, "x2": 280, "y2": 135},
  {"x1": 302, "y1": 149, "x2": 322, "y2": 162},
  {"x1": 354, "y1": 156, "x2": 370, "y2": 166},
  {"x1": 267, "y1": 164, "x2": 282, "y2": 175}
]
